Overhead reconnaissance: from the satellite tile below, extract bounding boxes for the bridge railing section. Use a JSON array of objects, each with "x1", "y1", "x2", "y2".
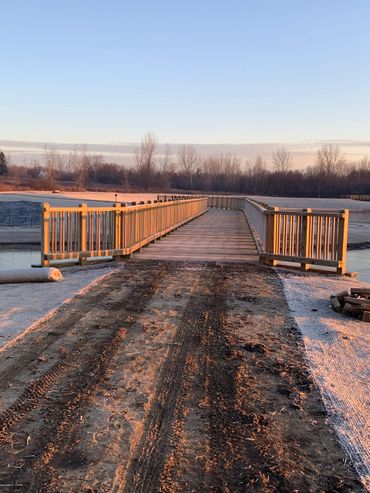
[
  {"x1": 41, "y1": 197, "x2": 208, "y2": 266},
  {"x1": 342, "y1": 194, "x2": 370, "y2": 202},
  {"x1": 208, "y1": 195, "x2": 349, "y2": 274},
  {"x1": 261, "y1": 207, "x2": 349, "y2": 274},
  {"x1": 207, "y1": 195, "x2": 246, "y2": 210}
]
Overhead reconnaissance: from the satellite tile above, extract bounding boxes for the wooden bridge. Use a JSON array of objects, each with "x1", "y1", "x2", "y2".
[{"x1": 40, "y1": 195, "x2": 349, "y2": 274}]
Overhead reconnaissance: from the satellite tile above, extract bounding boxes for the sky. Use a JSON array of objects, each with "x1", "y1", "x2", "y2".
[{"x1": 1, "y1": 1, "x2": 370, "y2": 147}]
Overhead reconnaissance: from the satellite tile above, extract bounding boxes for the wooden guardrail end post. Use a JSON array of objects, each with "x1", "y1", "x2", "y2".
[
  {"x1": 300, "y1": 208, "x2": 312, "y2": 271},
  {"x1": 112, "y1": 203, "x2": 123, "y2": 261},
  {"x1": 337, "y1": 209, "x2": 349, "y2": 275},
  {"x1": 41, "y1": 203, "x2": 50, "y2": 267},
  {"x1": 264, "y1": 207, "x2": 278, "y2": 266},
  {"x1": 79, "y1": 203, "x2": 88, "y2": 265}
]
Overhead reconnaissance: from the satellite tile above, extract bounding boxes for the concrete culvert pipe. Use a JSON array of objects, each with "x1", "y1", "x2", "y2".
[{"x1": 0, "y1": 267, "x2": 64, "y2": 284}]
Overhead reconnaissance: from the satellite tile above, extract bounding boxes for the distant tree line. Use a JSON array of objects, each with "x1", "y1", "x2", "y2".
[{"x1": 2, "y1": 136, "x2": 370, "y2": 198}]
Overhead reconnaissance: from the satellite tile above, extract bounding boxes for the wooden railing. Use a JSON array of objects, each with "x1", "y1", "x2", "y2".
[
  {"x1": 261, "y1": 207, "x2": 349, "y2": 274},
  {"x1": 206, "y1": 195, "x2": 246, "y2": 210},
  {"x1": 41, "y1": 197, "x2": 208, "y2": 266},
  {"x1": 208, "y1": 195, "x2": 349, "y2": 274},
  {"x1": 342, "y1": 194, "x2": 370, "y2": 202}
]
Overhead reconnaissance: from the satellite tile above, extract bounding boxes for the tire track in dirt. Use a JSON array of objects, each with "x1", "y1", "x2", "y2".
[
  {"x1": 0, "y1": 262, "x2": 365, "y2": 493},
  {"x1": 0, "y1": 263, "x2": 172, "y2": 492},
  {"x1": 201, "y1": 271, "x2": 289, "y2": 492},
  {"x1": 156, "y1": 266, "x2": 289, "y2": 492},
  {"x1": 123, "y1": 264, "x2": 364, "y2": 493},
  {"x1": 122, "y1": 267, "x2": 216, "y2": 493},
  {"x1": 45, "y1": 264, "x2": 202, "y2": 493},
  {"x1": 0, "y1": 272, "x2": 125, "y2": 391},
  {"x1": 0, "y1": 275, "x2": 131, "y2": 440}
]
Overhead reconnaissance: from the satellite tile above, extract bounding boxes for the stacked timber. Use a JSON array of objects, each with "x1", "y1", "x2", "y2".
[{"x1": 330, "y1": 288, "x2": 370, "y2": 322}]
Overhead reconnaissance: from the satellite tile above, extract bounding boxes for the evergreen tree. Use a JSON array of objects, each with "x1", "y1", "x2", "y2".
[{"x1": 0, "y1": 151, "x2": 8, "y2": 175}]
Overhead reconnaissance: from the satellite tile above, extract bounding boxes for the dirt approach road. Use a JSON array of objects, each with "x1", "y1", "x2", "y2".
[{"x1": 0, "y1": 261, "x2": 364, "y2": 492}]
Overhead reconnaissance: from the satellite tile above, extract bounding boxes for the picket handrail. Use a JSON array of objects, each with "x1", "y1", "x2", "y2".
[
  {"x1": 207, "y1": 195, "x2": 349, "y2": 274},
  {"x1": 41, "y1": 197, "x2": 208, "y2": 266}
]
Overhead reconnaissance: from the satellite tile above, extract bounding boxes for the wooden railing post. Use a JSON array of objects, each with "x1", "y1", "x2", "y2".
[
  {"x1": 120, "y1": 203, "x2": 127, "y2": 252},
  {"x1": 41, "y1": 203, "x2": 50, "y2": 267},
  {"x1": 79, "y1": 203, "x2": 87, "y2": 265},
  {"x1": 265, "y1": 207, "x2": 278, "y2": 266},
  {"x1": 337, "y1": 209, "x2": 349, "y2": 275},
  {"x1": 113, "y1": 203, "x2": 122, "y2": 260},
  {"x1": 300, "y1": 208, "x2": 312, "y2": 271}
]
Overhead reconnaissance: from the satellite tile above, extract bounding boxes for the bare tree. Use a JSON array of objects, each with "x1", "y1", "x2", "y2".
[
  {"x1": 222, "y1": 154, "x2": 241, "y2": 191},
  {"x1": 158, "y1": 144, "x2": 174, "y2": 191},
  {"x1": 360, "y1": 156, "x2": 370, "y2": 170},
  {"x1": 178, "y1": 145, "x2": 199, "y2": 189},
  {"x1": 27, "y1": 159, "x2": 43, "y2": 179},
  {"x1": 272, "y1": 147, "x2": 292, "y2": 194},
  {"x1": 89, "y1": 154, "x2": 105, "y2": 184},
  {"x1": 75, "y1": 145, "x2": 90, "y2": 191},
  {"x1": 44, "y1": 145, "x2": 59, "y2": 190},
  {"x1": 316, "y1": 144, "x2": 345, "y2": 174},
  {"x1": 250, "y1": 155, "x2": 268, "y2": 194},
  {"x1": 272, "y1": 147, "x2": 292, "y2": 173},
  {"x1": 135, "y1": 133, "x2": 157, "y2": 191},
  {"x1": 64, "y1": 148, "x2": 79, "y2": 176},
  {"x1": 201, "y1": 154, "x2": 222, "y2": 191},
  {"x1": 314, "y1": 144, "x2": 345, "y2": 197},
  {"x1": 54, "y1": 153, "x2": 66, "y2": 175},
  {"x1": 201, "y1": 156, "x2": 216, "y2": 191}
]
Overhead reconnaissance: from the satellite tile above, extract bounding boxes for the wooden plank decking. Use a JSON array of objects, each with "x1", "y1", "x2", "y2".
[{"x1": 135, "y1": 209, "x2": 258, "y2": 262}]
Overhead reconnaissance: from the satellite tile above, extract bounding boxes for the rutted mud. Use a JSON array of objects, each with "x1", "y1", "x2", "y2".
[{"x1": 0, "y1": 261, "x2": 365, "y2": 492}]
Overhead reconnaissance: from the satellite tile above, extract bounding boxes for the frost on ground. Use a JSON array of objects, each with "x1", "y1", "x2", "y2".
[
  {"x1": 281, "y1": 272, "x2": 370, "y2": 490},
  {"x1": 0, "y1": 264, "x2": 117, "y2": 351},
  {"x1": 0, "y1": 191, "x2": 159, "y2": 206}
]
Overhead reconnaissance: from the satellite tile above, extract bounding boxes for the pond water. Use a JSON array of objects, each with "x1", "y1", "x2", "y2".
[
  {"x1": 0, "y1": 250, "x2": 113, "y2": 271},
  {"x1": 0, "y1": 250, "x2": 41, "y2": 271},
  {"x1": 347, "y1": 249, "x2": 370, "y2": 284}
]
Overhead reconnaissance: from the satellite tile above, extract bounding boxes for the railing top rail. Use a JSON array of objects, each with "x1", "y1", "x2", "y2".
[
  {"x1": 207, "y1": 195, "x2": 349, "y2": 216},
  {"x1": 243, "y1": 197, "x2": 269, "y2": 212},
  {"x1": 43, "y1": 196, "x2": 207, "y2": 213},
  {"x1": 264, "y1": 208, "x2": 348, "y2": 217}
]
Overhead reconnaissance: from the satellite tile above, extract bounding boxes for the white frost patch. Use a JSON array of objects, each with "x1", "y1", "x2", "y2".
[
  {"x1": 281, "y1": 273, "x2": 370, "y2": 490},
  {"x1": 0, "y1": 265, "x2": 118, "y2": 352}
]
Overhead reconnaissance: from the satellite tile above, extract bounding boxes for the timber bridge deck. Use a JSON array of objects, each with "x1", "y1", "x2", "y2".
[
  {"x1": 40, "y1": 195, "x2": 349, "y2": 274},
  {"x1": 136, "y1": 208, "x2": 258, "y2": 263}
]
